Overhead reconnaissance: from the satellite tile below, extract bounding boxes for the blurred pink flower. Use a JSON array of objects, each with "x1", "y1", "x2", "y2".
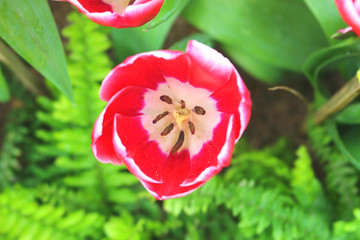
[
  {"x1": 335, "y1": 0, "x2": 360, "y2": 37},
  {"x1": 91, "y1": 40, "x2": 252, "y2": 200},
  {"x1": 65, "y1": 0, "x2": 164, "y2": 28}
]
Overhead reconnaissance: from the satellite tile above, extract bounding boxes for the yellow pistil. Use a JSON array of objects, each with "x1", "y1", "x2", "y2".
[{"x1": 172, "y1": 108, "x2": 191, "y2": 129}]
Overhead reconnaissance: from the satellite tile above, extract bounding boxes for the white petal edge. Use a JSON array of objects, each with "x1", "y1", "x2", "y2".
[
  {"x1": 140, "y1": 180, "x2": 206, "y2": 200},
  {"x1": 180, "y1": 115, "x2": 235, "y2": 187},
  {"x1": 235, "y1": 71, "x2": 252, "y2": 141},
  {"x1": 186, "y1": 40, "x2": 233, "y2": 81},
  {"x1": 91, "y1": 109, "x2": 116, "y2": 164},
  {"x1": 100, "y1": 51, "x2": 184, "y2": 101},
  {"x1": 113, "y1": 114, "x2": 162, "y2": 184}
]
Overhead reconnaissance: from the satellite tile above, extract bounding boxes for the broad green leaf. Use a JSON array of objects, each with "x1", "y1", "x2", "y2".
[
  {"x1": 112, "y1": 7, "x2": 178, "y2": 62},
  {"x1": 146, "y1": 0, "x2": 191, "y2": 29},
  {"x1": 169, "y1": 33, "x2": 213, "y2": 51},
  {"x1": 327, "y1": 120, "x2": 360, "y2": 170},
  {"x1": 0, "y1": 0, "x2": 73, "y2": 101},
  {"x1": 303, "y1": 0, "x2": 347, "y2": 43},
  {"x1": 0, "y1": 65, "x2": 10, "y2": 102},
  {"x1": 183, "y1": 0, "x2": 328, "y2": 81},
  {"x1": 335, "y1": 103, "x2": 360, "y2": 124},
  {"x1": 222, "y1": 44, "x2": 295, "y2": 84},
  {"x1": 303, "y1": 39, "x2": 360, "y2": 106}
]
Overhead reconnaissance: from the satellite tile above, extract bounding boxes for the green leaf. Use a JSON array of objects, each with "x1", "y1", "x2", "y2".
[
  {"x1": 0, "y1": 65, "x2": 10, "y2": 102},
  {"x1": 112, "y1": 11, "x2": 176, "y2": 62},
  {"x1": 327, "y1": 120, "x2": 360, "y2": 170},
  {"x1": 335, "y1": 103, "x2": 360, "y2": 124},
  {"x1": 222, "y1": 44, "x2": 295, "y2": 84},
  {"x1": 183, "y1": 0, "x2": 328, "y2": 80},
  {"x1": 145, "y1": 0, "x2": 191, "y2": 29},
  {"x1": 303, "y1": 39, "x2": 360, "y2": 106},
  {"x1": 303, "y1": 0, "x2": 347, "y2": 43},
  {"x1": 0, "y1": 0, "x2": 73, "y2": 101}
]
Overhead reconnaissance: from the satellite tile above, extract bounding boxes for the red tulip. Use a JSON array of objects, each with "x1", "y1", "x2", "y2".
[
  {"x1": 65, "y1": 0, "x2": 164, "y2": 28},
  {"x1": 335, "y1": 0, "x2": 360, "y2": 37},
  {"x1": 92, "y1": 40, "x2": 252, "y2": 200}
]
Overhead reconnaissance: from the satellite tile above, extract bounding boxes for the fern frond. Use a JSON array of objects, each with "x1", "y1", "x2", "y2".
[
  {"x1": 0, "y1": 186, "x2": 105, "y2": 240},
  {"x1": 308, "y1": 123, "x2": 360, "y2": 220}
]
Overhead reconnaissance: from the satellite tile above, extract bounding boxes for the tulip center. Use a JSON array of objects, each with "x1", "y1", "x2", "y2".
[
  {"x1": 141, "y1": 79, "x2": 221, "y2": 157},
  {"x1": 151, "y1": 95, "x2": 207, "y2": 153},
  {"x1": 103, "y1": 0, "x2": 135, "y2": 14}
]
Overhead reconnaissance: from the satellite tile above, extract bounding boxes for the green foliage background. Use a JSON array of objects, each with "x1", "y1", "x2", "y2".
[{"x1": 1, "y1": 1, "x2": 360, "y2": 239}]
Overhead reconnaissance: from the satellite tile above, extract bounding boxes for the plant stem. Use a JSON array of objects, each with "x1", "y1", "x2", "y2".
[
  {"x1": 0, "y1": 39, "x2": 48, "y2": 96},
  {"x1": 314, "y1": 75, "x2": 360, "y2": 125},
  {"x1": 268, "y1": 86, "x2": 309, "y2": 107}
]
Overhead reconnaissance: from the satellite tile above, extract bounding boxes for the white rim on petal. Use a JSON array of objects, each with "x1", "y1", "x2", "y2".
[
  {"x1": 113, "y1": 114, "x2": 162, "y2": 184},
  {"x1": 180, "y1": 115, "x2": 234, "y2": 187}
]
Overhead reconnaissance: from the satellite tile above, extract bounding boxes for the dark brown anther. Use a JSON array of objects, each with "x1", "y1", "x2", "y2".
[
  {"x1": 193, "y1": 106, "x2": 206, "y2": 115},
  {"x1": 171, "y1": 131, "x2": 185, "y2": 153},
  {"x1": 161, "y1": 123, "x2": 174, "y2": 136},
  {"x1": 152, "y1": 111, "x2": 169, "y2": 124},
  {"x1": 160, "y1": 95, "x2": 173, "y2": 104},
  {"x1": 129, "y1": 0, "x2": 136, "y2": 5},
  {"x1": 180, "y1": 100, "x2": 186, "y2": 109},
  {"x1": 188, "y1": 121, "x2": 195, "y2": 135}
]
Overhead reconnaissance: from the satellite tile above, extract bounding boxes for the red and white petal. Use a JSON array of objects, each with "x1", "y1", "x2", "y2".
[
  {"x1": 114, "y1": 114, "x2": 166, "y2": 183},
  {"x1": 66, "y1": 0, "x2": 164, "y2": 28},
  {"x1": 235, "y1": 71, "x2": 252, "y2": 140},
  {"x1": 100, "y1": 57, "x2": 167, "y2": 101},
  {"x1": 121, "y1": 0, "x2": 164, "y2": 28},
  {"x1": 123, "y1": 51, "x2": 190, "y2": 84},
  {"x1": 138, "y1": 150, "x2": 206, "y2": 200},
  {"x1": 92, "y1": 109, "x2": 123, "y2": 164},
  {"x1": 211, "y1": 71, "x2": 251, "y2": 141},
  {"x1": 181, "y1": 114, "x2": 236, "y2": 187},
  {"x1": 210, "y1": 71, "x2": 241, "y2": 114},
  {"x1": 92, "y1": 85, "x2": 148, "y2": 165},
  {"x1": 186, "y1": 40, "x2": 235, "y2": 91},
  {"x1": 336, "y1": 0, "x2": 360, "y2": 36}
]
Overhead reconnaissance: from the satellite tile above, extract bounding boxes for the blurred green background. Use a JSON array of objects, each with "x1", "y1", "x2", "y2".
[{"x1": 1, "y1": 0, "x2": 360, "y2": 239}]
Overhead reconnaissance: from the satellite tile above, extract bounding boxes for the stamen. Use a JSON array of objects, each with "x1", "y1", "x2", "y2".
[
  {"x1": 160, "y1": 95, "x2": 173, "y2": 104},
  {"x1": 171, "y1": 131, "x2": 185, "y2": 153},
  {"x1": 129, "y1": 0, "x2": 136, "y2": 4},
  {"x1": 188, "y1": 121, "x2": 195, "y2": 135},
  {"x1": 193, "y1": 106, "x2": 206, "y2": 115},
  {"x1": 161, "y1": 123, "x2": 174, "y2": 136},
  {"x1": 180, "y1": 100, "x2": 186, "y2": 109},
  {"x1": 152, "y1": 111, "x2": 169, "y2": 124}
]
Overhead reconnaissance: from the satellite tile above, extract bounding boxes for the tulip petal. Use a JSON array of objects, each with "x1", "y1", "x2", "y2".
[
  {"x1": 139, "y1": 150, "x2": 206, "y2": 200},
  {"x1": 92, "y1": 109, "x2": 122, "y2": 164},
  {"x1": 114, "y1": 114, "x2": 166, "y2": 183},
  {"x1": 211, "y1": 71, "x2": 241, "y2": 114},
  {"x1": 66, "y1": 0, "x2": 164, "y2": 28},
  {"x1": 122, "y1": 0, "x2": 164, "y2": 28},
  {"x1": 100, "y1": 57, "x2": 166, "y2": 101},
  {"x1": 181, "y1": 113, "x2": 235, "y2": 186},
  {"x1": 336, "y1": 0, "x2": 360, "y2": 36},
  {"x1": 123, "y1": 50, "x2": 190, "y2": 83},
  {"x1": 186, "y1": 40, "x2": 234, "y2": 91},
  {"x1": 92, "y1": 85, "x2": 148, "y2": 165}
]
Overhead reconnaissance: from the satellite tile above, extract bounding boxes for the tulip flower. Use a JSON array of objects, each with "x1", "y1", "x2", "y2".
[
  {"x1": 335, "y1": 0, "x2": 360, "y2": 37},
  {"x1": 65, "y1": 0, "x2": 165, "y2": 28},
  {"x1": 92, "y1": 40, "x2": 252, "y2": 200}
]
